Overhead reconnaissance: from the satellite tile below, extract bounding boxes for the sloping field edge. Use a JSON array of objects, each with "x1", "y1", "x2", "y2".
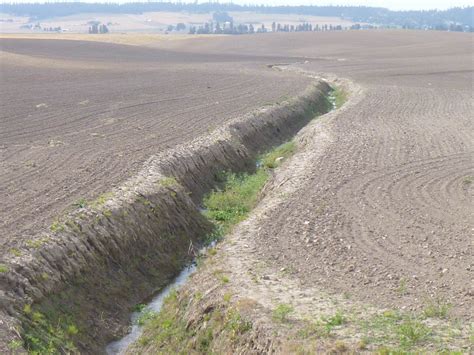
[{"x1": 0, "y1": 80, "x2": 332, "y2": 352}]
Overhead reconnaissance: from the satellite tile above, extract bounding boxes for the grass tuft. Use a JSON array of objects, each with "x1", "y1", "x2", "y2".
[
  {"x1": 422, "y1": 298, "x2": 451, "y2": 319},
  {"x1": 272, "y1": 303, "x2": 294, "y2": 323},
  {"x1": 261, "y1": 141, "x2": 296, "y2": 169},
  {"x1": 50, "y1": 220, "x2": 65, "y2": 233},
  {"x1": 397, "y1": 318, "x2": 431, "y2": 347},
  {"x1": 159, "y1": 177, "x2": 179, "y2": 188}
]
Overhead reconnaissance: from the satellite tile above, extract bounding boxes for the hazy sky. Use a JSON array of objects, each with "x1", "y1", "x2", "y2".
[{"x1": 0, "y1": 0, "x2": 470, "y2": 11}]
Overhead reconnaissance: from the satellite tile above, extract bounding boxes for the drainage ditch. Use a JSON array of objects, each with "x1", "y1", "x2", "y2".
[{"x1": 0, "y1": 80, "x2": 333, "y2": 353}]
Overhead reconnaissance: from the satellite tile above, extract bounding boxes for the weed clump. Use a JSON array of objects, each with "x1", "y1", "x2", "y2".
[
  {"x1": 397, "y1": 318, "x2": 431, "y2": 347},
  {"x1": 261, "y1": 141, "x2": 296, "y2": 169},
  {"x1": 159, "y1": 177, "x2": 179, "y2": 188},
  {"x1": 272, "y1": 303, "x2": 294, "y2": 323},
  {"x1": 422, "y1": 298, "x2": 451, "y2": 319}
]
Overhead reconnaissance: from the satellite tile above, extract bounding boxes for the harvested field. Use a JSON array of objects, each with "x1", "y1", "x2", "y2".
[{"x1": 0, "y1": 29, "x2": 472, "y2": 352}]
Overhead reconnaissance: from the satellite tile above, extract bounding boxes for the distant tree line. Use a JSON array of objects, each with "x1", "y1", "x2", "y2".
[
  {"x1": 0, "y1": 2, "x2": 472, "y2": 32},
  {"x1": 88, "y1": 23, "x2": 109, "y2": 34},
  {"x1": 186, "y1": 18, "x2": 377, "y2": 36}
]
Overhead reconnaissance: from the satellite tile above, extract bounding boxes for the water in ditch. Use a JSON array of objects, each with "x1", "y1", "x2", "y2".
[{"x1": 105, "y1": 264, "x2": 196, "y2": 354}]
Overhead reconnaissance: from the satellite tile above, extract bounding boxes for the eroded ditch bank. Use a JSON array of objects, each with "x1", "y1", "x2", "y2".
[{"x1": 0, "y1": 80, "x2": 332, "y2": 353}]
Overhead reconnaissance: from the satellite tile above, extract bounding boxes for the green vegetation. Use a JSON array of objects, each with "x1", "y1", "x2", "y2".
[
  {"x1": 133, "y1": 303, "x2": 146, "y2": 312},
  {"x1": 396, "y1": 277, "x2": 408, "y2": 295},
  {"x1": 136, "y1": 309, "x2": 156, "y2": 326},
  {"x1": 422, "y1": 298, "x2": 451, "y2": 319},
  {"x1": 299, "y1": 310, "x2": 347, "y2": 339},
  {"x1": 462, "y1": 176, "x2": 473, "y2": 185},
  {"x1": 357, "y1": 309, "x2": 452, "y2": 351},
  {"x1": 50, "y1": 219, "x2": 65, "y2": 233},
  {"x1": 272, "y1": 303, "x2": 294, "y2": 323},
  {"x1": 21, "y1": 307, "x2": 79, "y2": 354},
  {"x1": 323, "y1": 310, "x2": 346, "y2": 329},
  {"x1": 10, "y1": 248, "x2": 22, "y2": 257},
  {"x1": 225, "y1": 308, "x2": 252, "y2": 339},
  {"x1": 0, "y1": 264, "x2": 9, "y2": 273},
  {"x1": 73, "y1": 198, "x2": 88, "y2": 208},
  {"x1": 26, "y1": 237, "x2": 49, "y2": 249},
  {"x1": 159, "y1": 177, "x2": 179, "y2": 188},
  {"x1": 397, "y1": 318, "x2": 431, "y2": 347},
  {"x1": 203, "y1": 169, "x2": 268, "y2": 234},
  {"x1": 134, "y1": 289, "x2": 252, "y2": 353},
  {"x1": 89, "y1": 192, "x2": 114, "y2": 209},
  {"x1": 261, "y1": 141, "x2": 296, "y2": 169},
  {"x1": 329, "y1": 86, "x2": 348, "y2": 109},
  {"x1": 203, "y1": 141, "x2": 300, "y2": 240}
]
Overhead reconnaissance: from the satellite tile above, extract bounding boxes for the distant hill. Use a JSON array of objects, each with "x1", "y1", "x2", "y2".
[{"x1": 1, "y1": 2, "x2": 472, "y2": 32}]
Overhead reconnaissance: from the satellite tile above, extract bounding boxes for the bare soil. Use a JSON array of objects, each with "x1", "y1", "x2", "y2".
[
  {"x1": 0, "y1": 30, "x2": 472, "y2": 351},
  {"x1": 128, "y1": 30, "x2": 473, "y2": 351},
  {"x1": 0, "y1": 37, "x2": 311, "y2": 251},
  {"x1": 155, "y1": 30, "x2": 473, "y2": 321}
]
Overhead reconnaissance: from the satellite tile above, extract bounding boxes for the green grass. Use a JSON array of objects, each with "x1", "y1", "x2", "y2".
[
  {"x1": 26, "y1": 237, "x2": 49, "y2": 249},
  {"x1": 0, "y1": 264, "x2": 8, "y2": 273},
  {"x1": 358, "y1": 309, "x2": 443, "y2": 351},
  {"x1": 299, "y1": 310, "x2": 347, "y2": 339},
  {"x1": 135, "y1": 287, "x2": 253, "y2": 352},
  {"x1": 422, "y1": 298, "x2": 451, "y2": 319},
  {"x1": 203, "y1": 142, "x2": 300, "y2": 238},
  {"x1": 73, "y1": 198, "x2": 88, "y2": 209},
  {"x1": 397, "y1": 318, "x2": 431, "y2": 347},
  {"x1": 225, "y1": 308, "x2": 252, "y2": 340},
  {"x1": 159, "y1": 177, "x2": 179, "y2": 188},
  {"x1": 136, "y1": 309, "x2": 157, "y2": 326},
  {"x1": 50, "y1": 220, "x2": 65, "y2": 233},
  {"x1": 396, "y1": 278, "x2": 408, "y2": 295},
  {"x1": 21, "y1": 307, "x2": 79, "y2": 354},
  {"x1": 329, "y1": 86, "x2": 348, "y2": 109},
  {"x1": 203, "y1": 169, "x2": 268, "y2": 234},
  {"x1": 10, "y1": 248, "x2": 22, "y2": 257},
  {"x1": 261, "y1": 141, "x2": 296, "y2": 169},
  {"x1": 89, "y1": 192, "x2": 114, "y2": 209},
  {"x1": 323, "y1": 310, "x2": 346, "y2": 329},
  {"x1": 272, "y1": 303, "x2": 294, "y2": 323}
]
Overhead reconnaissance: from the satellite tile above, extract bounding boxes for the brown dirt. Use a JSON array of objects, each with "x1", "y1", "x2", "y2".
[
  {"x1": 128, "y1": 28, "x2": 473, "y2": 347},
  {"x1": 126, "y1": 30, "x2": 472, "y2": 352},
  {"x1": 159, "y1": 30, "x2": 473, "y2": 320},
  {"x1": 0, "y1": 30, "x2": 472, "y2": 351},
  {"x1": 0, "y1": 37, "x2": 311, "y2": 251}
]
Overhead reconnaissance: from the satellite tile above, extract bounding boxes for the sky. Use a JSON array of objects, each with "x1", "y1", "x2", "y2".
[{"x1": 0, "y1": 0, "x2": 471, "y2": 11}]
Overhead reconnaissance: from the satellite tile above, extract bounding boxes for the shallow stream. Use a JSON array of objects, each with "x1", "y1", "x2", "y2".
[{"x1": 105, "y1": 264, "x2": 196, "y2": 354}]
